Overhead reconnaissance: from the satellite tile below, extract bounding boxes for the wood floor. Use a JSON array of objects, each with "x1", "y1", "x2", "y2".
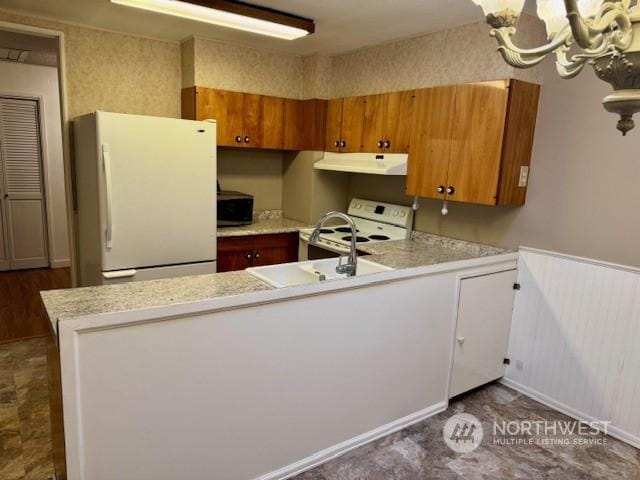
[{"x1": 0, "y1": 268, "x2": 71, "y2": 343}]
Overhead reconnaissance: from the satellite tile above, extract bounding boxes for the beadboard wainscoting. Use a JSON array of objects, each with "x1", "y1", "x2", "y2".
[{"x1": 503, "y1": 248, "x2": 640, "y2": 448}]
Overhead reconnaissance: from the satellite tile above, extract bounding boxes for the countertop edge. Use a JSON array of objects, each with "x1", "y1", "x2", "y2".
[{"x1": 51, "y1": 252, "x2": 518, "y2": 335}]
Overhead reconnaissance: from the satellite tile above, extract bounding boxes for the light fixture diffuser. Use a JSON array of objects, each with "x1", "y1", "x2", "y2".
[{"x1": 110, "y1": 0, "x2": 313, "y2": 40}]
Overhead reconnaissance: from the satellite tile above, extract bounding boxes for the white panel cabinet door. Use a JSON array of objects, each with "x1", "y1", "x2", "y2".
[
  {"x1": 0, "y1": 98, "x2": 49, "y2": 270},
  {"x1": 450, "y1": 269, "x2": 517, "y2": 398}
]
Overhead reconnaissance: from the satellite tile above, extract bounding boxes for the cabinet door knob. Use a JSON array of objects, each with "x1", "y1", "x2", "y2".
[
  {"x1": 340, "y1": 140, "x2": 346, "y2": 148},
  {"x1": 437, "y1": 185, "x2": 445, "y2": 194},
  {"x1": 447, "y1": 186, "x2": 455, "y2": 195},
  {"x1": 246, "y1": 252, "x2": 253, "y2": 260},
  {"x1": 384, "y1": 140, "x2": 391, "y2": 148},
  {"x1": 235, "y1": 135, "x2": 242, "y2": 143},
  {"x1": 244, "y1": 136, "x2": 250, "y2": 143},
  {"x1": 334, "y1": 140, "x2": 340, "y2": 147},
  {"x1": 457, "y1": 336, "x2": 465, "y2": 345},
  {"x1": 377, "y1": 140, "x2": 384, "y2": 148},
  {"x1": 254, "y1": 251, "x2": 260, "y2": 260}
]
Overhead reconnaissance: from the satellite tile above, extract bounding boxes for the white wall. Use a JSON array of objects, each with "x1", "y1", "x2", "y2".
[
  {"x1": 505, "y1": 249, "x2": 640, "y2": 448},
  {"x1": 0, "y1": 61, "x2": 69, "y2": 267}
]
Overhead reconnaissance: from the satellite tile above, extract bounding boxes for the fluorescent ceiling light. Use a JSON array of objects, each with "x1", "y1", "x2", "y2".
[{"x1": 110, "y1": 0, "x2": 312, "y2": 40}]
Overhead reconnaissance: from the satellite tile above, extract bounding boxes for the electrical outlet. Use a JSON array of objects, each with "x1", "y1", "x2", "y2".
[{"x1": 518, "y1": 166, "x2": 529, "y2": 187}]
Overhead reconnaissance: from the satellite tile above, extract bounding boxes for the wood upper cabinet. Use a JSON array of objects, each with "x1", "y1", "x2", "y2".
[
  {"x1": 183, "y1": 87, "x2": 243, "y2": 147},
  {"x1": 243, "y1": 94, "x2": 285, "y2": 149},
  {"x1": 283, "y1": 98, "x2": 327, "y2": 151},
  {"x1": 182, "y1": 87, "x2": 284, "y2": 149},
  {"x1": 325, "y1": 98, "x2": 343, "y2": 152},
  {"x1": 406, "y1": 86, "x2": 457, "y2": 200},
  {"x1": 325, "y1": 96, "x2": 366, "y2": 153},
  {"x1": 407, "y1": 79, "x2": 540, "y2": 206},
  {"x1": 362, "y1": 91, "x2": 415, "y2": 153},
  {"x1": 362, "y1": 94, "x2": 386, "y2": 152}
]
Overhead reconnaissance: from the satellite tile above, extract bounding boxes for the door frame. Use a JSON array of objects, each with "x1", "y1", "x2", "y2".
[
  {"x1": 0, "y1": 95, "x2": 50, "y2": 270},
  {"x1": 0, "y1": 20, "x2": 76, "y2": 283}
]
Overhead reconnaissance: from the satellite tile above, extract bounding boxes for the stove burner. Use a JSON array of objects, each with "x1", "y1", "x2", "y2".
[
  {"x1": 369, "y1": 235, "x2": 390, "y2": 241},
  {"x1": 335, "y1": 227, "x2": 359, "y2": 233},
  {"x1": 319, "y1": 229, "x2": 334, "y2": 234},
  {"x1": 342, "y1": 235, "x2": 370, "y2": 243}
]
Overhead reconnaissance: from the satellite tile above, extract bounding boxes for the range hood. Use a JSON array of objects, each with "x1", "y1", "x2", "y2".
[{"x1": 314, "y1": 152, "x2": 408, "y2": 175}]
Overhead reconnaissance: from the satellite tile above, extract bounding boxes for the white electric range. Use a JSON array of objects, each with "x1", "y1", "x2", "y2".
[{"x1": 298, "y1": 198, "x2": 414, "y2": 260}]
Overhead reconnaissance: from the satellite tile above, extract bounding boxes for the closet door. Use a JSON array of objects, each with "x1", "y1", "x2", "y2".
[
  {"x1": 0, "y1": 190, "x2": 8, "y2": 271},
  {"x1": 0, "y1": 98, "x2": 48, "y2": 270}
]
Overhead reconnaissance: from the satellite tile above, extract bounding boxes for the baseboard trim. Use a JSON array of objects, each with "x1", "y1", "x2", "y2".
[
  {"x1": 50, "y1": 259, "x2": 70, "y2": 269},
  {"x1": 500, "y1": 378, "x2": 640, "y2": 449},
  {"x1": 254, "y1": 401, "x2": 448, "y2": 480}
]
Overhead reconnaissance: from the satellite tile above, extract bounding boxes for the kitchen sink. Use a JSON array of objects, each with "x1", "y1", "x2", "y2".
[{"x1": 246, "y1": 258, "x2": 393, "y2": 288}]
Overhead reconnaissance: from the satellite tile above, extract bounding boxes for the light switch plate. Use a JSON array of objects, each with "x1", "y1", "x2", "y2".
[{"x1": 518, "y1": 166, "x2": 529, "y2": 187}]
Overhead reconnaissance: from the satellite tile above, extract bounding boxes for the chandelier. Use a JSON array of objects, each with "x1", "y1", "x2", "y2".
[{"x1": 471, "y1": 0, "x2": 640, "y2": 135}]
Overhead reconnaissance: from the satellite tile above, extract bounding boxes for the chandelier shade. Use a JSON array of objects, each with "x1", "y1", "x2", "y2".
[
  {"x1": 537, "y1": 0, "x2": 605, "y2": 36},
  {"x1": 471, "y1": 0, "x2": 526, "y2": 17}
]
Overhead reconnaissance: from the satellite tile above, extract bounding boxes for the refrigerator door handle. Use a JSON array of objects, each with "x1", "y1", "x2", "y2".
[{"x1": 102, "y1": 144, "x2": 114, "y2": 250}]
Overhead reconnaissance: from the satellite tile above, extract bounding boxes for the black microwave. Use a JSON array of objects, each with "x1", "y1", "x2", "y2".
[{"x1": 217, "y1": 191, "x2": 253, "y2": 227}]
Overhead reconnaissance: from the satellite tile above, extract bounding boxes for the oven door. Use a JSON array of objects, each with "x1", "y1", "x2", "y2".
[{"x1": 298, "y1": 234, "x2": 348, "y2": 261}]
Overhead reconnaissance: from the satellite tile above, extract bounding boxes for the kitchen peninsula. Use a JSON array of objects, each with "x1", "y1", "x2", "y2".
[{"x1": 42, "y1": 233, "x2": 517, "y2": 480}]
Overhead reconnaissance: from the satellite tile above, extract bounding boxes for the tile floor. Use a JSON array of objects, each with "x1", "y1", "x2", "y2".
[
  {"x1": 293, "y1": 384, "x2": 640, "y2": 479},
  {"x1": 1, "y1": 338, "x2": 638, "y2": 480},
  {"x1": 0, "y1": 337, "x2": 53, "y2": 480}
]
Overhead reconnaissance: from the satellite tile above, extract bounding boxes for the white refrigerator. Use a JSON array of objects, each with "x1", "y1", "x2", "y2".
[{"x1": 74, "y1": 112, "x2": 217, "y2": 286}]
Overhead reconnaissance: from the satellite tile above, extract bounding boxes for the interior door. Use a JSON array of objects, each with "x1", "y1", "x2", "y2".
[
  {"x1": 325, "y1": 98, "x2": 343, "y2": 152},
  {"x1": 339, "y1": 96, "x2": 366, "y2": 153},
  {"x1": 384, "y1": 90, "x2": 415, "y2": 153},
  {"x1": 0, "y1": 98, "x2": 49, "y2": 270},
  {"x1": 97, "y1": 112, "x2": 217, "y2": 272},
  {"x1": 447, "y1": 81, "x2": 509, "y2": 205},
  {"x1": 196, "y1": 88, "x2": 243, "y2": 147},
  {"x1": 362, "y1": 94, "x2": 387, "y2": 152},
  {"x1": 450, "y1": 269, "x2": 517, "y2": 398},
  {"x1": 406, "y1": 86, "x2": 456, "y2": 199},
  {"x1": 0, "y1": 189, "x2": 8, "y2": 271}
]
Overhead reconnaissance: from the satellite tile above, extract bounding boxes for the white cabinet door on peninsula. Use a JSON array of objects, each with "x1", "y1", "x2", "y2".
[{"x1": 449, "y1": 269, "x2": 517, "y2": 398}]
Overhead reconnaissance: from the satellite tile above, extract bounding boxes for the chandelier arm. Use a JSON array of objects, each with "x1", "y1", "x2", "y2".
[
  {"x1": 564, "y1": 0, "x2": 634, "y2": 50},
  {"x1": 554, "y1": 45, "x2": 590, "y2": 78},
  {"x1": 589, "y1": 4, "x2": 633, "y2": 49},
  {"x1": 489, "y1": 26, "x2": 572, "y2": 69},
  {"x1": 564, "y1": 0, "x2": 595, "y2": 49}
]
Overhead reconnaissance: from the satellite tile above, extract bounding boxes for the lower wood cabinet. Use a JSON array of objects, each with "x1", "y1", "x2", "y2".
[
  {"x1": 449, "y1": 269, "x2": 517, "y2": 398},
  {"x1": 217, "y1": 232, "x2": 299, "y2": 273}
]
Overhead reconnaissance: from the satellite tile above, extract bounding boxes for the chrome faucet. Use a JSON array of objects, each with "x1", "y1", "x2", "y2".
[{"x1": 309, "y1": 211, "x2": 358, "y2": 277}]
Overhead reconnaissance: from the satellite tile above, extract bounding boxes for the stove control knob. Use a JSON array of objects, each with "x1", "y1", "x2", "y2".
[{"x1": 400, "y1": 212, "x2": 406, "y2": 217}]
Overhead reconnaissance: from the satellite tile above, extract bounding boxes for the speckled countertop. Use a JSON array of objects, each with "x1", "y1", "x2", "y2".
[
  {"x1": 41, "y1": 270, "x2": 271, "y2": 325},
  {"x1": 359, "y1": 232, "x2": 509, "y2": 270},
  {"x1": 217, "y1": 210, "x2": 310, "y2": 237},
  {"x1": 41, "y1": 232, "x2": 511, "y2": 330}
]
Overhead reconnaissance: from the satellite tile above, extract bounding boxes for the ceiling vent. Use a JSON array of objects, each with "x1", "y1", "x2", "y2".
[{"x1": 0, "y1": 46, "x2": 29, "y2": 62}]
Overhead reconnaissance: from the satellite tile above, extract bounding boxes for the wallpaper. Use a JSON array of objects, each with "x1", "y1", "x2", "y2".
[
  {"x1": 329, "y1": 17, "x2": 544, "y2": 98},
  {"x1": 302, "y1": 54, "x2": 332, "y2": 100},
  {"x1": 192, "y1": 37, "x2": 303, "y2": 98},
  {"x1": 0, "y1": 8, "x2": 182, "y2": 120}
]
